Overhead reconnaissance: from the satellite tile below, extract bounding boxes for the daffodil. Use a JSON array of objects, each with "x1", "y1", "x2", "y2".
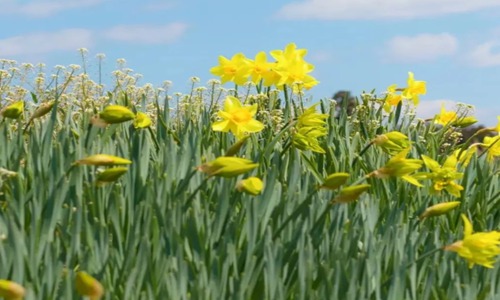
[
  {"x1": 372, "y1": 131, "x2": 411, "y2": 155},
  {"x1": 434, "y1": 104, "x2": 458, "y2": 126},
  {"x1": 444, "y1": 214, "x2": 500, "y2": 268},
  {"x1": 417, "y1": 155, "x2": 464, "y2": 197},
  {"x1": 236, "y1": 177, "x2": 264, "y2": 195},
  {"x1": 419, "y1": 201, "x2": 461, "y2": 220},
  {"x1": 367, "y1": 148, "x2": 423, "y2": 187},
  {"x1": 1, "y1": 101, "x2": 24, "y2": 119},
  {"x1": 402, "y1": 72, "x2": 426, "y2": 105},
  {"x1": 292, "y1": 104, "x2": 328, "y2": 153},
  {"x1": 247, "y1": 52, "x2": 273, "y2": 84},
  {"x1": 210, "y1": 53, "x2": 251, "y2": 85},
  {"x1": 452, "y1": 145, "x2": 477, "y2": 167},
  {"x1": 197, "y1": 156, "x2": 258, "y2": 178},
  {"x1": 482, "y1": 136, "x2": 500, "y2": 162},
  {"x1": 75, "y1": 271, "x2": 104, "y2": 300},
  {"x1": 133, "y1": 112, "x2": 152, "y2": 129},
  {"x1": 212, "y1": 96, "x2": 264, "y2": 139},
  {"x1": 270, "y1": 43, "x2": 318, "y2": 91},
  {"x1": 383, "y1": 84, "x2": 403, "y2": 112}
]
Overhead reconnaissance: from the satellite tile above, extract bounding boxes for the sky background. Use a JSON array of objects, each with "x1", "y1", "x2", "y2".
[{"x1": 1, "y1": 0, "x2": 500, "y2": 126}]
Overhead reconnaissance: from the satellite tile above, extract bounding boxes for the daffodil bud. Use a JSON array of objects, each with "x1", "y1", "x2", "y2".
[
  {"x1": 99, "y1": 105, "x2": 135, "y2": 124},
  {"x1": 75, "y1": 271, "x2": 104, "y2": 300},
  {"x1": 1, "y1": 101, "x2": 24, "y2": 119},
  {"x1": 320, "y1": 172, "x2": 349, "y2": 190},
  {"x1": 236, "y1": 177, "x2": 263, "y2": 195},
  {"x1": 225, "y1": 136, "x2": 249, "y2": 157},
  {"x1": 96, "y1": 167, "x2": 128, "y2": 184},
  {"x1": 372, "y1": 131, "x2": 411, "y2": 155},
  {"x1": 31, "y1": 101, "x2": 55, "y2": 119},
  {"x1": 0, "y1": 279, "x2": 25, "y2": 300},
  {"x1": 332, "y1": 184, "x2": 371, "y2": 204},
  {"x1": 419, "y1": 201, "x2": 460, "y2": 220},
  {"x1": 452, "y1": 116, "x2": 478, "y2": 128},
  {"x1": 133, "y1": 112, "x2": 152, "y2": 129},
  {"x1": 198, "y1": 156, "x2": 258, "y2": 178},
  {"x1": 74, "y1": 154, "x2": 132, "y2": 166}
]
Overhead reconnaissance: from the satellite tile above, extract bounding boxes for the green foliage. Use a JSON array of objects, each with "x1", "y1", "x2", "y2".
[{"x1": 0, "y1": 62, "x2": 499, "y2": 300}]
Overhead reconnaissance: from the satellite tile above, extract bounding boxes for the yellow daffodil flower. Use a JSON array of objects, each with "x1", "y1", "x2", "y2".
[
  {"x1": 96, "y1": 167, "x2": 128, "y2": 184},
  {"x1": 417, "y1": 155, "x2": 464, "y2": 197},
  {"x1": 236, "y1": 177, "x2": 264, "y2": 195},
  {"x1": 212, "y1": 96, "x2": 264, "y2": 139},
  {"x1": 383, "y1": 84, "x2": 403, "y2": 112},
  {"x1": 247, "y1": 51, "x2": 273, "y2": 84},
  {"x1": 210, "y1": 53, "x2": 251, "y2": 85},
  {"x1": 367, "y1": 148, "x2": 423, "y2": 187},
  {"x1": 445, "y1": 214, "x2": 500, "y2": 268},
  {"x1": 372, "y1": 131, "x2": 411, "y2": 155},
  {"x1": 452, "y1": 145, "x2": 477, "y2": 167},
  {"x1": 482, "y1": 136, "x2": 500, "y2": 162},
  {"x1": 1, "y1": 101, "x2": 24, "y2": 119},
  {"x1": 434, "y1": 104, "x2": 458, "y2": 126},
  {"x1": 402, "y1": 72, "x2": 426, "y2": 105},
  {"x1": 133, "y1": 112, "x2": 152, "y2": 129},
  {"x1": 292, "y1": 104, "x2": 328, "y2": 153}
]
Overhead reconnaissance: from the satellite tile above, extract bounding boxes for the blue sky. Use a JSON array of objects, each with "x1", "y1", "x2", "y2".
[{"x1": 1, "y1": 0, "x2": 500, "y2": 126}]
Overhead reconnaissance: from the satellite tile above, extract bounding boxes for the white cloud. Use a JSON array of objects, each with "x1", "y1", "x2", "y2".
[
  {"x1": 0, "y1": 0, "x2": 104, "y2": 17},
  {"x1": 101, "y1": 23, "x2": 189, "y2": 44},
  {"x1": 276, "y1": 0, "x2": 500, "y2": 20},
  {"x1": 386, "y1": 33, "x2": 458, "y2": 62},
  {"x1": 0, "y1": 29, "x2": 94, "y2": 57},
  {"x1": 468, "y1": 41, "x2": 500, "y2": 67}
]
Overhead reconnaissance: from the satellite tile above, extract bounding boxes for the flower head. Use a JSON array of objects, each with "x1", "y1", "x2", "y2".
[
  {"x1": 133, "y1": 112, "x2": 152, "y2": 129},
  {"x1": 417, "y1": 155, "x2": 464, "y2": 197},
  {"x1": 434, "y1": 104, "x2": 458, "y2": 126},
  {"x1": 96, "y1": 167, "x2": 128, "y2": 184},
  {"x1": 402, "y1": 72, "x2": 426, "y2": 105},
  {"x1": 372, "y1": 131, "x2": 411, "y2": 155},
  {"x1": 212, "y1": 96, "x2": 264, "y2": 139},
  {"x1": 367, "y1": 148, "x2": 423, "y2": 186},
  {"x1": 1, "y1": 101, "x2": 24, "y2": 119},
  {"x1": 292, "y1": 104, "x2": 328, "y2": 153},
  {"x1": 482, "y1": 136, "x2": 500, "y2": 162},
  {"x1": 444, "y1": 214, "x2": 500, "y2": 268},
  {"x1": 210, "y1": 53, "x2": 251, "y2": 85},
  {"x1": 236, "y1": 177, "x2": 264, "y2": 195},
  {"x1": 383, "y1": 84, "x2": 403, "y2": 112}
]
